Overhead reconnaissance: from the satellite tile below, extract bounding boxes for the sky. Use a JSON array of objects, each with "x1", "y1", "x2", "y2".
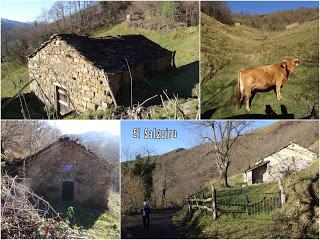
[
  {"x1": 48, "y1": 120, "x2": 120, "y2": 135},
  {"x1": 121, "y1": 120, "x2": 277, "y2": 161},
  {"x1": 1, "y1": 0, "x2": 55, "y2": 22},
  {"x1": 228, "y1": 1, "x2": 319, "y2": 15},
  {"x1": 2, "y1": 1, "x2": 319, "y2": 22}
]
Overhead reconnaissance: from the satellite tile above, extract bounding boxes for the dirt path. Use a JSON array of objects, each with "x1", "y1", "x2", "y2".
[{"x1": 121, "y1": 208, "x2": 181, "y2": 239}]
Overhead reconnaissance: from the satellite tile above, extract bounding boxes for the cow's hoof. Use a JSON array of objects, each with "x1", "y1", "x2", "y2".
[{"x1": 246, "y1": 108, "x2": 251, "y2": 112}]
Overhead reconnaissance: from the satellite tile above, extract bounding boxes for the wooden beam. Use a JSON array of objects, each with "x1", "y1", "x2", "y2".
[{"x1": 1, "y1": 79, "x2": 35, "y2": 109}]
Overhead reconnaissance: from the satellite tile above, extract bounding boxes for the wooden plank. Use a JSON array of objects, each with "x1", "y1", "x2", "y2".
[
  {"x1": 58, "y1": 100, "x2": 68, "y2": 106},
  {"x1": 189, "y1": 198, "x2": 212, "y2": 203},
  {"x1": 57, "y1": 89, "x2": 67, "y2": 94},
  {"x1": 1, "y1": 79, "x2": 35, "y2": 109},
  {"x1": 190, "y1": 205, "x2": 213, "y2": 211},
  {"x1": 212, "y1": 184, "x2": 217, "y2": 220}
]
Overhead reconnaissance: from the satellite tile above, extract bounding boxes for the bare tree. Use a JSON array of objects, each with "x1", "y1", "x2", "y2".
[
  {"x1": 201, "y1": 1, "x2": 234, "y2": 25},
  {"x1": 121, "y1": 170, "x2": 145, "y2": 215},
  {"x1": 1, "y1": 121, "x2": 60, "y2": 161},
  {"x1": 192, "y1": 121, "x2": 252, "y2": 187},
  {"x1": 158, "y1": 161, "x2": 176, "y2": 207}
]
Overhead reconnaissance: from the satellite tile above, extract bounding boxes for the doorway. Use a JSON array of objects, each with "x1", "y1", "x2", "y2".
[
  {"x1": 252, "y1": 164, "x2": 268, "y2": 184},
  {"x1": 62, "y1": 181, "x2": 74, "y2": 201}
]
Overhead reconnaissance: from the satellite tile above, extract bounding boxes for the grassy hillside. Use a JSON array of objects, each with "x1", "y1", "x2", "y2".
[
  {"x1": 201, "y1": 13, "x2": 319, "y2": 119},
  {"x1": 1, "y1": 61, "x2": 29, "y2": 97},
  {"x1": 93, "y1": 22, "x2": 199, "y2": 67},
  {"x1": 141, "y1": 121, "x2": 318, "y2": 207},
  {"x1": 172, "y1": 160, "x2": 319, "y2": 239}
]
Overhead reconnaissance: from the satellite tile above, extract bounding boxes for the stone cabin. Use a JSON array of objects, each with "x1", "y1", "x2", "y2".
[
  {"x1": 10, "y1": 137, "x2": 114, "y2": 209},
  {"x1": 28, "y1": 34, "x2": 174, "y2": 115},
  {"x1": 285, "y1": 22, "x2": 299, "y2": 30},
  {"x1": 244, "y1": 142, "x2": 317, "y2": 185}
]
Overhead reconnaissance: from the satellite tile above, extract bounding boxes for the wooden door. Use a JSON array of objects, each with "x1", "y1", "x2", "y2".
[
  {"x1": 62, "y1": 181, "x2": 74, "y2": 201},
  {"x1": 56, "y1": 86, "x2": 69, "y2": 115}
]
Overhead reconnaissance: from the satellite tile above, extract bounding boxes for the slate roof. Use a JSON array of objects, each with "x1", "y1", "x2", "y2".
[
  {"x1": 28, "y1": 33, "x2": 173, "y2": 75},
  {"x1": 11, "y1": 136, "x2": 114, "y2": 170}
]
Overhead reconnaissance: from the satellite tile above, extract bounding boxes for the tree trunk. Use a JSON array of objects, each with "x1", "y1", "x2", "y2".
[{"x1": 219, "y1": 170, "x2": 229, "y2": 187}]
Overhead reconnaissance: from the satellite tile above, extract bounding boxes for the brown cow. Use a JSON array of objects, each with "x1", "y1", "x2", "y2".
[{"x1": 236, "y1": 58, "x2": 299, "y2": 112}]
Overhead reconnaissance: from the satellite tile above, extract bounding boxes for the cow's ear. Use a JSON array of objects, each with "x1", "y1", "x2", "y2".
[{"x1": 281, "y1": 60, "x2": 287, "y2": 68}]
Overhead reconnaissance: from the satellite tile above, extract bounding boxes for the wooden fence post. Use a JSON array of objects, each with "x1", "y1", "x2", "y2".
[
  {"x1": 186, "y1": 196, "x2": 191, "y2": 212},
  {"x1": 277, "y1": 178, "x2": 286, "y2": 206},
  {"x1": 195, "y1": 195, "x2": 198, "y2": 210},
  {"x1": 245, "y1": 195, "x2": 249, "y2": 215},
  {"x1": 211, "y1": 184, "x2": 217, "y2": 220}
]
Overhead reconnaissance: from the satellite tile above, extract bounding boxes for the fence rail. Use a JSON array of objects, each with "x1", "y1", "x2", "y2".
[{"x1": 186, "y1": 179, "x2": 285, "y2": 220}]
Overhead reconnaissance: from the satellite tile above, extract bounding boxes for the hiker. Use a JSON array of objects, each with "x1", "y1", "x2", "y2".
[{"x1": 140, "y1": 201, "x2": 151, "y2": 229}]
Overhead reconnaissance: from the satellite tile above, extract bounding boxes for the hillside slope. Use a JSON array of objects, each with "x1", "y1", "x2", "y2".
[
  {"x1": 148, "y1": 121, "x2": 318, "y2": 206},
  {"x1": 201, "y1": 13, "x2": 319, "y2": 119},
  {"x1": 172, "y1": 160, "x2": 319, "y2": 239}
]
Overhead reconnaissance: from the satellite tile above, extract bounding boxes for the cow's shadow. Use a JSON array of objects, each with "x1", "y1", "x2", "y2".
[
  {"x1": 238, "y1": 85, "x2": 285, "y2": 110},
  {"x1": 245, "y1": 86, "x2": 277, "y2": 109},
  {"x1": 226, "y1": 104, "x2": 294, "y2": 119}
]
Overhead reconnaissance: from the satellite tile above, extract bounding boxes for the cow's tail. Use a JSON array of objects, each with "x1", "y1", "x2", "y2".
[{"x1": 236, "y1": 71, "x2": 242, "y2": 109}]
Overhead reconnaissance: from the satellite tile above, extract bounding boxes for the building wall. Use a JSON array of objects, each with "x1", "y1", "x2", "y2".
[
  {"x1": 28, "y1": 39, "x2": 116, "y2": 114},
  {"x1": 246, "y1": 171, "x2": 253, "y2": 184},
  {"x1": 264, "y1": 144, "x2": 317, "y2": 182},
  {"x1": 25, "y1": 142, "x2": 112, "y2": 209},
  {"x1": 246, "y1": 143, "x2": 317, "y2": 184},
  {"x1": 286, "y1": 22, "x2": 299, "y2": 30},
  {"x1": 144, "y1": 55, "x2": 172, "y2": 74},
  {"x1": 29, "y1": 37, "x2": 173, "y2": 113}
]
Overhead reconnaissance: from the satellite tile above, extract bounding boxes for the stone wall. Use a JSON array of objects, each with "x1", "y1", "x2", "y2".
[
  {"x1": 25, "y1": 141, "x2": 113, "y2": 209},
  {"x1": 29, "y1": 39, "x2": 117, "y2": 113},
  {"x1": 29, "y1": 37, "x2": 173, "y2": 113},
  {"x1": 245, "y1": 144, "x2": 317, "y2": 185},
  {"x1": 263, "y1": 144, "x2": 317, "y2": 182},
  {"x1": 144, "y1": 55, "x2": 172, "y2": 74}
]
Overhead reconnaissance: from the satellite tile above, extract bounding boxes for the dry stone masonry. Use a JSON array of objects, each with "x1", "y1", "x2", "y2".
[
  {"x1": 244, "y1": 142, "x2": 317, "y2": 185},
  {"x1": 28, "y1": 34, "x2": 173, "y2": 115},
  {"x1": 21, "y1": 137, "x2": 114, "y2": 209}
]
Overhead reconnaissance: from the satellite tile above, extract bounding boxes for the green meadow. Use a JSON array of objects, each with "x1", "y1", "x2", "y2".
[{"x1": 201, "y1": 13, "x2": 319, "y2": 119}]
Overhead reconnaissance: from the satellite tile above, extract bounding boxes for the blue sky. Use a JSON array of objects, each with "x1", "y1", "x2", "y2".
[
  {"x1": 1, "y1": 1, "x2": 318, "y2": 22},
  {"x1": 228, "y1": 1, "x2": 319, "y2": 14},
  {"x1": 121, "y1": 120, "x2": 277, "y2": 161},
  {"x1": 1, "y1": 1, "x2": 55, "y2": 22}
]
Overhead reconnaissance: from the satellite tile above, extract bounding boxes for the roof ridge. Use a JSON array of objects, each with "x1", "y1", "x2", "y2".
[
  {"x1": 27, "y1": 33, "x2": 173, "y2": 74},
  {"x1": 19, "y1": 137, "x2": 114, "y2": 170},
  {"x1": 245, "y1": 141, "x2": 316, "y2": 172}
]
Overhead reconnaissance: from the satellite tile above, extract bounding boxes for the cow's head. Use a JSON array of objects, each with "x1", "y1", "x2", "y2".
[{"x1": 281, "y1": 58, "x2": 299, "y2": 72}]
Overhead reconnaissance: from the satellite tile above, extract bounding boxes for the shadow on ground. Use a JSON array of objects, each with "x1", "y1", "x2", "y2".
[
  {"x1": 1, "y1": 92, "x2": 48, "y2": 119},
  {"x1": 121, "y1": 208, "x2": 182, "y2": 239},
  {"x1": 117, "y1": 61, "x2": 199, "y2": 107},
  {"x1": 225, "y1": 105, "x2": 295, "y2": 119},
  {"x1": 52, "y1": 201, "x2": 104, "y2": 229}
]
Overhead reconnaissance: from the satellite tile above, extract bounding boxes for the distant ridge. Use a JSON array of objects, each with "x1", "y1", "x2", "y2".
[{"x1": 1, "y1": 18, "x2": 31, "y2": 33}]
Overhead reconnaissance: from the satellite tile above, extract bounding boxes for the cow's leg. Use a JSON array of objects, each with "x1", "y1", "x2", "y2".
[
  {"x1": 276, "y1": 85, "x2": 282, "y2": 101},
  {"x1": 245, "y1": 89, "x2": 251, "y2": 112}
]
